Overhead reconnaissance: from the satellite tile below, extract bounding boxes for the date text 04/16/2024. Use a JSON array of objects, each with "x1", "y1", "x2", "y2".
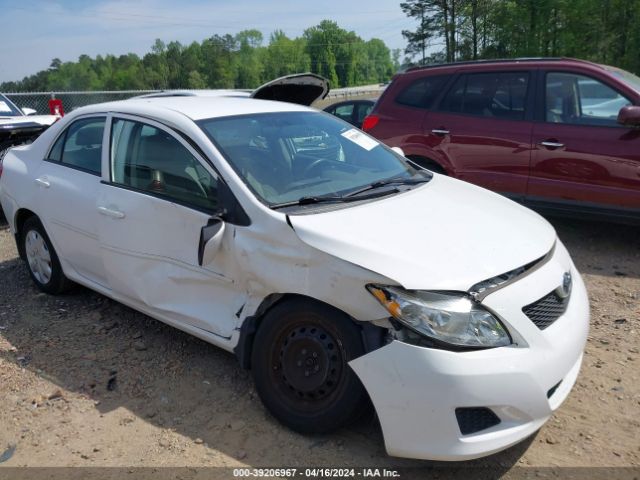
[{"x1": 232, "y1": 468, "x2": 401, "y2": 478}]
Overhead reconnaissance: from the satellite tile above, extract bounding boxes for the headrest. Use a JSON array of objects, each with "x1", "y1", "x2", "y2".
[{"x1": 138, "y1": 133, "x2": 191, "y2": 172}]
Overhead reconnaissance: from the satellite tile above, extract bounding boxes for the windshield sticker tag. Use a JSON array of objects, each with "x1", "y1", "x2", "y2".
[
  {"x1": 0, "y1": 101, "x2": 12, "y2": 113},
  {"x1": 341, "y1": 128, "x2": 379, "y2": 151}
]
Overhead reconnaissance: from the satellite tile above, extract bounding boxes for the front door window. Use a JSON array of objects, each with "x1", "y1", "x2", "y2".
[
  {"x1": 545, "y1": 72, "x2": 632, "y2": 126},
  {"x1": 110, "y1": 119, "x2": 220, "y2": 213}
]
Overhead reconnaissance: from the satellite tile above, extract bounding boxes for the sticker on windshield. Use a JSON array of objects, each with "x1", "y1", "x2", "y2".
[
  {"x1": 0, "y1": 101, "x2": 12, "y2": 113},
  {"x1": 341, "y1": 128, "x2": 379, "y2": 151}
]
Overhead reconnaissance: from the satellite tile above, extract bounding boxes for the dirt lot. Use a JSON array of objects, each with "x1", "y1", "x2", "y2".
[{"x1": 0, "y1": 212, "x2": 638, "y2": 473}]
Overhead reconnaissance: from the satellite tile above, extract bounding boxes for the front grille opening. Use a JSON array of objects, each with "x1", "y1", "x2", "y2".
[
  {"x1": 455, "y1": 407, "x2": 501, "y2": 435},
  {"x1": 547, "y1": 381, "x2": 562, "y2": 399},
  {"x1": 522, "y1": 290, "x2": 570, "y2": 330}
]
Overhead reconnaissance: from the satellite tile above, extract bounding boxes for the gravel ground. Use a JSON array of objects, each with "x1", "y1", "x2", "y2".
[{"x1": 0, "y1": 212, "x2": 638, "y2": 473}]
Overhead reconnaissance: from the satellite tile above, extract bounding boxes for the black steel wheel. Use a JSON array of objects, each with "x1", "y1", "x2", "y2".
[{"x1": 251, "y1": 298, "x2": 369, "y2": 433}]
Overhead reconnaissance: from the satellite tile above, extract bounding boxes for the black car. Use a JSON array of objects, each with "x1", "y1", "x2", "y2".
[{"x1": 323, "y1": 99, "x2": 375, "y2": 128}]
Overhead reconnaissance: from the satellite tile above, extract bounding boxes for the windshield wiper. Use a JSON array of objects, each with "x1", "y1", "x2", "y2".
[
  {"x1": 270, "y1": 188, "x2": 400, "y2": 210},
  {"x1": 342, "y1": 174, "x2": 431, "y2": 198}
]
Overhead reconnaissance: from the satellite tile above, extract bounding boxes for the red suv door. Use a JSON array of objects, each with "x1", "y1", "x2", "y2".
[
  {"x1": 364, "y1": 74, "x2": 452, "y2": 166},
  {"x1": 422, "y1": 70, "x2": 535, "y2": 198},
  {"x1": 529, "y1": 70, "x2": 640, "y2": 214}
]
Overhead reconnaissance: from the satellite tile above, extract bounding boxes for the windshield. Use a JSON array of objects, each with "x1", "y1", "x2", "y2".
[
  {"x1": 606, "y1": 66, "x2": 640, "y2": 93},
  {"x1": 198, "y1": 111, "x2": 421, "y2": 206},
  {"x1": 0, "y1": 94, "x2": 23, "y2": 117}
]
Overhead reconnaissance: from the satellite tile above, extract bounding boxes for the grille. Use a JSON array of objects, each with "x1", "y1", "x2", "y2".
[
  {"x1": 522, "y1": 290, "x2": 570, "y2": 330},
  {"x1": 455, "y1": 407, "x2": 501, "y2": 435}
]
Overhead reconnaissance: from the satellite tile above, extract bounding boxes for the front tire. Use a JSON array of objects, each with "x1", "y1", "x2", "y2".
[
  {"x1": 251, "y1": 299, "x2": 369, "y2": 434},
  {"x1": 22, "y1": 216, "x2": 71, "y2": 294}
]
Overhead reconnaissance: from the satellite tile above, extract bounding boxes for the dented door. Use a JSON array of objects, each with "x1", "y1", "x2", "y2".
[{"x1": 96, "y1": 114, "x2": 245, "y2": 338}]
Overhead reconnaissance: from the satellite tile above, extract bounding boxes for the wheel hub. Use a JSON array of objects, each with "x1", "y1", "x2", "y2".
[
  {"x1": 278, "y1": 326, "x2": 341, "y2": 400},
  {"x1": 25, "y1": 230, "x2": 52, "y2": 284}
]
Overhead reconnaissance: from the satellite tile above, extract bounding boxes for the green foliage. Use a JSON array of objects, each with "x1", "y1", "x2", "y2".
[
  {"x1": 262, "y1": 31, "x2": 311, "y2": 81},
  {"x1": 402, "y1": 0, "x2": 640, "y2": 74},
  {"x1": 400, "y1": 0, "x2": 441, "y2": 64},
  {"x1": 1, "y1": 21, "x2": 394, "y2": 92},
  {"x1": 302, "y1": 20, "x2": 393, "y2": 88}
]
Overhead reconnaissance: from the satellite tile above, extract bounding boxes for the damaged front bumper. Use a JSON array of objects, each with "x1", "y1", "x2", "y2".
[{"x1": 350, "y1": 249, "x2": 589, "y2": 461}]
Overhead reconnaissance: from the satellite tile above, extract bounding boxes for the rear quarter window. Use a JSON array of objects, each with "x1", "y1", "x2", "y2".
[{"x1": 395, "y1": 75, "x2": 450, "y2": 109}]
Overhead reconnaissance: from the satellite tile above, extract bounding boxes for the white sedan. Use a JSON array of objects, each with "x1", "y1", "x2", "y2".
[{"x1": 0, "y1": 87, "x2": 589, "y2": 460}]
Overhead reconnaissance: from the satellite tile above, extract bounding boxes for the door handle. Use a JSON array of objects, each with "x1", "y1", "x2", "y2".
[
  {"x1": 34, "y1": 177, "x2": 50, "y2": 188},
  {"x1": 539, "y1": 141, "x2": 565, "y2": 149},
  {"x1": 98, "y1": 206, "x2": 125, "y2": 219},
  {"x1": 431, "y1": 129, "x2": 450, "y2": 135}
]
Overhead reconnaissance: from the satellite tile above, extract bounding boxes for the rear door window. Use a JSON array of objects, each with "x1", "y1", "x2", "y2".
[
  {"x1": 440, "y1": 72, "x2": 530, "y2": 120},
  {"x1": 333, "y1": 104, "x2": 355, "y2": 123},
  {"x1": 47, "y1": 117, "x2": 105, "y2": 175},
  {"x1": 355, "y1": 102, "x2": 374, "y2": 124},
  {"x1": 395, "y1": 75, "x2": 450, "y2": 109}
]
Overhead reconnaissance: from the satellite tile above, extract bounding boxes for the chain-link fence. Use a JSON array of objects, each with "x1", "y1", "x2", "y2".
[
  {"x1": 5, "y1": 91, "x2": 159, "y2": 116},
  {"x1": 5, "y1": 85, "x2": 385, "y2": 116}
]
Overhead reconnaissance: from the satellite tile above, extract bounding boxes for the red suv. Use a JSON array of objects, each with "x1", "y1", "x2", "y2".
[{"x1": 363, "y1": 58, "x2": 640, "y2": 224}]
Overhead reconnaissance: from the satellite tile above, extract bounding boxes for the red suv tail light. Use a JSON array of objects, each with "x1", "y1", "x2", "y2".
[{"x1": 362, "y1": 114, "x2": 379, "y2": 132}]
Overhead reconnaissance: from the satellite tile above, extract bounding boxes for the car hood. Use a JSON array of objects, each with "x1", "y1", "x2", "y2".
[
  {"x1": 288, "y1": 175, "x2": 556, "y2": 291},
  {"x1": 0, "y1": 115, "x2": 57, "y2": 127},
  {"x1": 251, "y1": 73, "x2": 329, "y2": 106}
]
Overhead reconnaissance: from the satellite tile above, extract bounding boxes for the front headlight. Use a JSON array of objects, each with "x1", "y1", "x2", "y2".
[{"x1": 367, "y1": 285, "x2": 511, "y2": 348}]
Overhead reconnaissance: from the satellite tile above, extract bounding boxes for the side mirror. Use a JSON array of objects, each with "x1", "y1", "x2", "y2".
[
  {"x1": 617, "y1": 105, "x2": 640, "y2": 127},
  {"x1": 198, "y1": 217, "x2": 225, "y2": 266},
  {"x1": 391, "y1": 146, "x2": 405, "y2": 157},
  {"x1": 22, "y1": 107, "x2": 37, "y2": 116}
]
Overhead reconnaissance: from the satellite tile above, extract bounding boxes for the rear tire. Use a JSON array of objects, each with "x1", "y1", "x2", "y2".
[
  {"x1": 22, "y1": 216, "x2": 71, "y2": 294},
  {"x1": 251, "y1": 298, "x2": 369, "y2": 434}
]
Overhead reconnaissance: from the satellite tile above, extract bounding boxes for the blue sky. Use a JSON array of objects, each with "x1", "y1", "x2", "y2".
[{"x1": 0, "y1": 0, "x2": 414, "y2": 83}]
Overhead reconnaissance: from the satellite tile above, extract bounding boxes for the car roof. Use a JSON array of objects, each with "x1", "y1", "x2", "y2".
[
  {"x1": 71, "y1": 95, "x2": 313, "y2": 121},
  {"x1": 402, "y1": 57, "x2": 605, "y2": 74},
  {"x1": 135, "y1": 90, "x2": 251, "y2": 99}
]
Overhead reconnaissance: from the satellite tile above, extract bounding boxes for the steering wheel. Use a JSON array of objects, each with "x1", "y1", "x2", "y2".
[{"x1": 302, "y1": 158, "x2": 332, "y2": 177}]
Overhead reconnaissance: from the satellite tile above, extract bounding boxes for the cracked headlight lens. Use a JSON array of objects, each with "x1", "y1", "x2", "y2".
[{"x1": 367, "y1": 285, "x2": 511, "y2": 348}]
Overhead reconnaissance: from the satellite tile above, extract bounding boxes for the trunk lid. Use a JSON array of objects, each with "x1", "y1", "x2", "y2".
[{"x1": 251, "y1": 73, "x2": 329, "y2": 106}]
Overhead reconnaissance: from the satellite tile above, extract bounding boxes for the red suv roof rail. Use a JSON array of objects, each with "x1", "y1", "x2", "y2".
[{"x1": 403, "y1": 57, "x2": 598, "y2": 73}]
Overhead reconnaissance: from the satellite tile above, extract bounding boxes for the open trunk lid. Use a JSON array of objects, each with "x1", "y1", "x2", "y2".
[{"x1": 251, "y1": 73, "x2": 329, "y2": 106}]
